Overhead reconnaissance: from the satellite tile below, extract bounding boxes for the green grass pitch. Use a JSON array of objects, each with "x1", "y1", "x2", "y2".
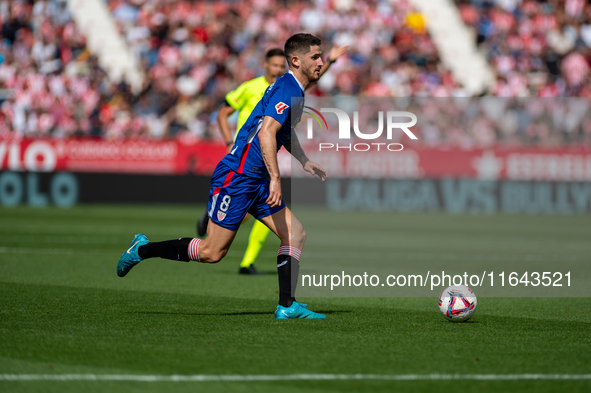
[{"x1": 1, "y1": 204, "x2": 590, "y2": 392}]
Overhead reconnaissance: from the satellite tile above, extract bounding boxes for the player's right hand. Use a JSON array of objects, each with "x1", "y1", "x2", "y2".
[
  {"x1": 328, "y1": 43, "x2": 349, "y2": 63},
  {"x1": 304, "y1": 161, "x2": 327, "y2": 181},
  {"x1": 266, "y1": 178, "x2": 282, "y2": 208},
  {"x1": 226, "y1": 143, "x2": 234, "y2": 153}
]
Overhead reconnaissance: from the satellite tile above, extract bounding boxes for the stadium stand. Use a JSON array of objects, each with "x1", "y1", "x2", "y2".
[
  {"x1": 455, "y1": 0, "x2": 591, "y2": 97},
  {"x1": 304, "y1": 96, "x2": 591, "y2": 147},
  {"x1": 67, "y1": 0, "x2": 144, "y2": 93},
  {"x1": 0, "y1": 0, "x2": 590, "y2": 146},
  {"x1": 104, "y1": 0, "x2": 457, "y2": 140},
  {"x1": 0, "y1": 0, "x2": 108, "y2": 138},
  {"x1": 408, "y1": 0, "x2": 495, "y2": 95}
]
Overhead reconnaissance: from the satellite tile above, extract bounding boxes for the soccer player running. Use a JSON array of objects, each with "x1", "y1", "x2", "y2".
[
  {"x1": 197, "y1": 45, "x2": 347, "y2": 275},
  {"x1": 196, "y1": 48, "x2": 284, "y2": 276},
  {"x1": 117, "y1": 33, "x2": 331, "y2": 319}
]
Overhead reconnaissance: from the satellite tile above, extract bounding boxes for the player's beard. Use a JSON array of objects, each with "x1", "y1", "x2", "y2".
[{"x1": 307, "y1": 65, "x2": 321, "y2": 82}]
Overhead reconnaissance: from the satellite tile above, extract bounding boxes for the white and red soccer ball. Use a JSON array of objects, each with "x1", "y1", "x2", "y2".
[{"x1": 438, "y1": 285, "x2": 477, "y2": 322}]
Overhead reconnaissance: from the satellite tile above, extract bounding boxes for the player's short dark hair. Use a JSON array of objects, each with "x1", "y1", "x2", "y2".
[
  {"x1": 265, "y1": 48, "x2": 285, "y2": 61},
  {"x1": 284, "y1": 33, "x2": 322, "y2": 66}
]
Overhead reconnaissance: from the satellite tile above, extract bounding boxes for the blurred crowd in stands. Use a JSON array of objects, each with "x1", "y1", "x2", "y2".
[
  {"x1": 0, "y1": 0, "x2": 107, "y2": 139},
  {"x1": 457, "y1": 0, "x2": 591, "y2": 97},
  {"x1": 0, "y1": 0, "x2": 589, "y2": 147},
  {"x1": 304, "y1": 96, "x2": 591, "y2": 147}
]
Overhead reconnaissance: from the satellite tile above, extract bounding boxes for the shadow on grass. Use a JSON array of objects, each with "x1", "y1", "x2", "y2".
[
  {"x1": 2, "y1": 282, "x2": 590, "y2": 331},
  {"x1": 130, "y1": 310, "x2": 273, "y2": 316},
  {"x1": 128, "y1": 309, "x2": 352, "y2": 316},
  {"x1": 217, "y1": 270, "x2": 278, "y2": 276},
  {"x1": 437, "y1": 319, "x2": 479, "y2": 324}
]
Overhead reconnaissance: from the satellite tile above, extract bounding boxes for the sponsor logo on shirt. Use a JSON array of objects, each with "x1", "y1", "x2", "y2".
[{"x1": 275, "y1": 102, "x2": 289, "y2": 114}]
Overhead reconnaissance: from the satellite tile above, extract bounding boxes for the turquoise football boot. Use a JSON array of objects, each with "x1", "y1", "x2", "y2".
[
  {"x1": 274, "y1": 302, "x2": 325, "y2": 319},
  {"x1": 117, "y1": 234, "x2": 149, "y2": 277}
]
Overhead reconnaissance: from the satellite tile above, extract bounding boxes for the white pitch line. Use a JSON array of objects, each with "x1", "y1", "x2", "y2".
[{"x1": 0, "y1": 374, "x2": 590, "y2": 382}]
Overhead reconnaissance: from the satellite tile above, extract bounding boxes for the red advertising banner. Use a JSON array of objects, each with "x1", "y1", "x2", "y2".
[
  {"x1": 1, "y1": 138, "x2": 591, "y2": 181},
  {"x1": 298, "y1": 144, "x2": 591, "y2": 181},
  {"x1": 0, "y1": 138, "x2": 225, "y2": 175}
]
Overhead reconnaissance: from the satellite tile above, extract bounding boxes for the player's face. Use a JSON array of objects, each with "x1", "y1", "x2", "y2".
[
  {"x1": 301, "y1": 45, "x2": 323, "y2": 82},
  {"x1": 264, "y1": 56, "x2": 286, "y2": 81}
]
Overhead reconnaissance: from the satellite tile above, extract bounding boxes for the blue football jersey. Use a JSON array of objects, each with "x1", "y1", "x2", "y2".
[{"x1": 220, "y1": 71, "x2": 304, "y2": 179}]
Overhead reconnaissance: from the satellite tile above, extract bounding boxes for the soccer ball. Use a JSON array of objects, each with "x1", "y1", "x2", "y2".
[{"x1": 438, "y1": 285, "x2": 477, "y2": 322}]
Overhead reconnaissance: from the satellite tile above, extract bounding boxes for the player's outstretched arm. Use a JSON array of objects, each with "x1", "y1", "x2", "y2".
[
  {"x1": 259, "y1": 116, "x2": 283, "y2": 207},
  {"x1": 284, "y1": 132, "x2": 327, "y2": 181},
  {"x1": 217, "y1": 103, "x2": 237, "y2": 153},
  {"x1": 283, "y1": 130, "x2": 308, "y2": 166}
]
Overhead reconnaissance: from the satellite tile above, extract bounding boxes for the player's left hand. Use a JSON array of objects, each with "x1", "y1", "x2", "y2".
[
  {"x1": 304, "y1": 161, "x2": 327, "y2": 181},
  {"x1": 266, "y1": 177, "x2": 282, "y2": 208},
  {"x1": 328, "y1": 43, "x2": 349, "y2": 63}
]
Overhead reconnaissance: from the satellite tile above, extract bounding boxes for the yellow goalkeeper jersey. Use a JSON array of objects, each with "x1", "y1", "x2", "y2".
[{"x1": 225, "y1": 75, "x2": 270, "y2": 140}]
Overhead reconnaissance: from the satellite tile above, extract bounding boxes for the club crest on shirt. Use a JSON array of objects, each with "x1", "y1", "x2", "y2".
[
  {"x1": 217, "y1": 210, "x2": 227, "y2": 221},
  {"x1": 275, "y1": 102, "x2": 289, "y2": 114}
]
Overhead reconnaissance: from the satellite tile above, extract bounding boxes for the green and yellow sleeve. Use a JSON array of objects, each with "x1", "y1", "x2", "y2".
[{"x1": 225, "y1": 82, "x2": 250, "y2": 112}]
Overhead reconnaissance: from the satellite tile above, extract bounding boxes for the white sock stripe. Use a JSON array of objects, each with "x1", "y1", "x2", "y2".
[
  {"x1": 188, "y1": 239, "x2": 201, "y2": 261},
  {"x1": 277, "y1": 245, "x2": 302, "y2": 259},
  {"x1": 277, "y1": 247, "x2": 301, "y2": 257},
  {"x1": 290, "y1": 251, "x2": 301, "y2": 259},
  {"x1": 188, "y1": 240, "x2": 194, "y2": 260}
]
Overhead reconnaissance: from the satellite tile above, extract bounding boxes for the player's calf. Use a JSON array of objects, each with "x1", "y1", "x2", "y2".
[
  {"x1": 277, "y1": 245, "x2": 302, "y2": 308},
  {"x1": 138, "y1": 238, "x2": 193, "y2": 262},
  {"x1": 139, "y1": 237, "x2": 227, "y2": 264},
  {"x1": 141, "y1": 237, "x2": 233, "y2": 263}
]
